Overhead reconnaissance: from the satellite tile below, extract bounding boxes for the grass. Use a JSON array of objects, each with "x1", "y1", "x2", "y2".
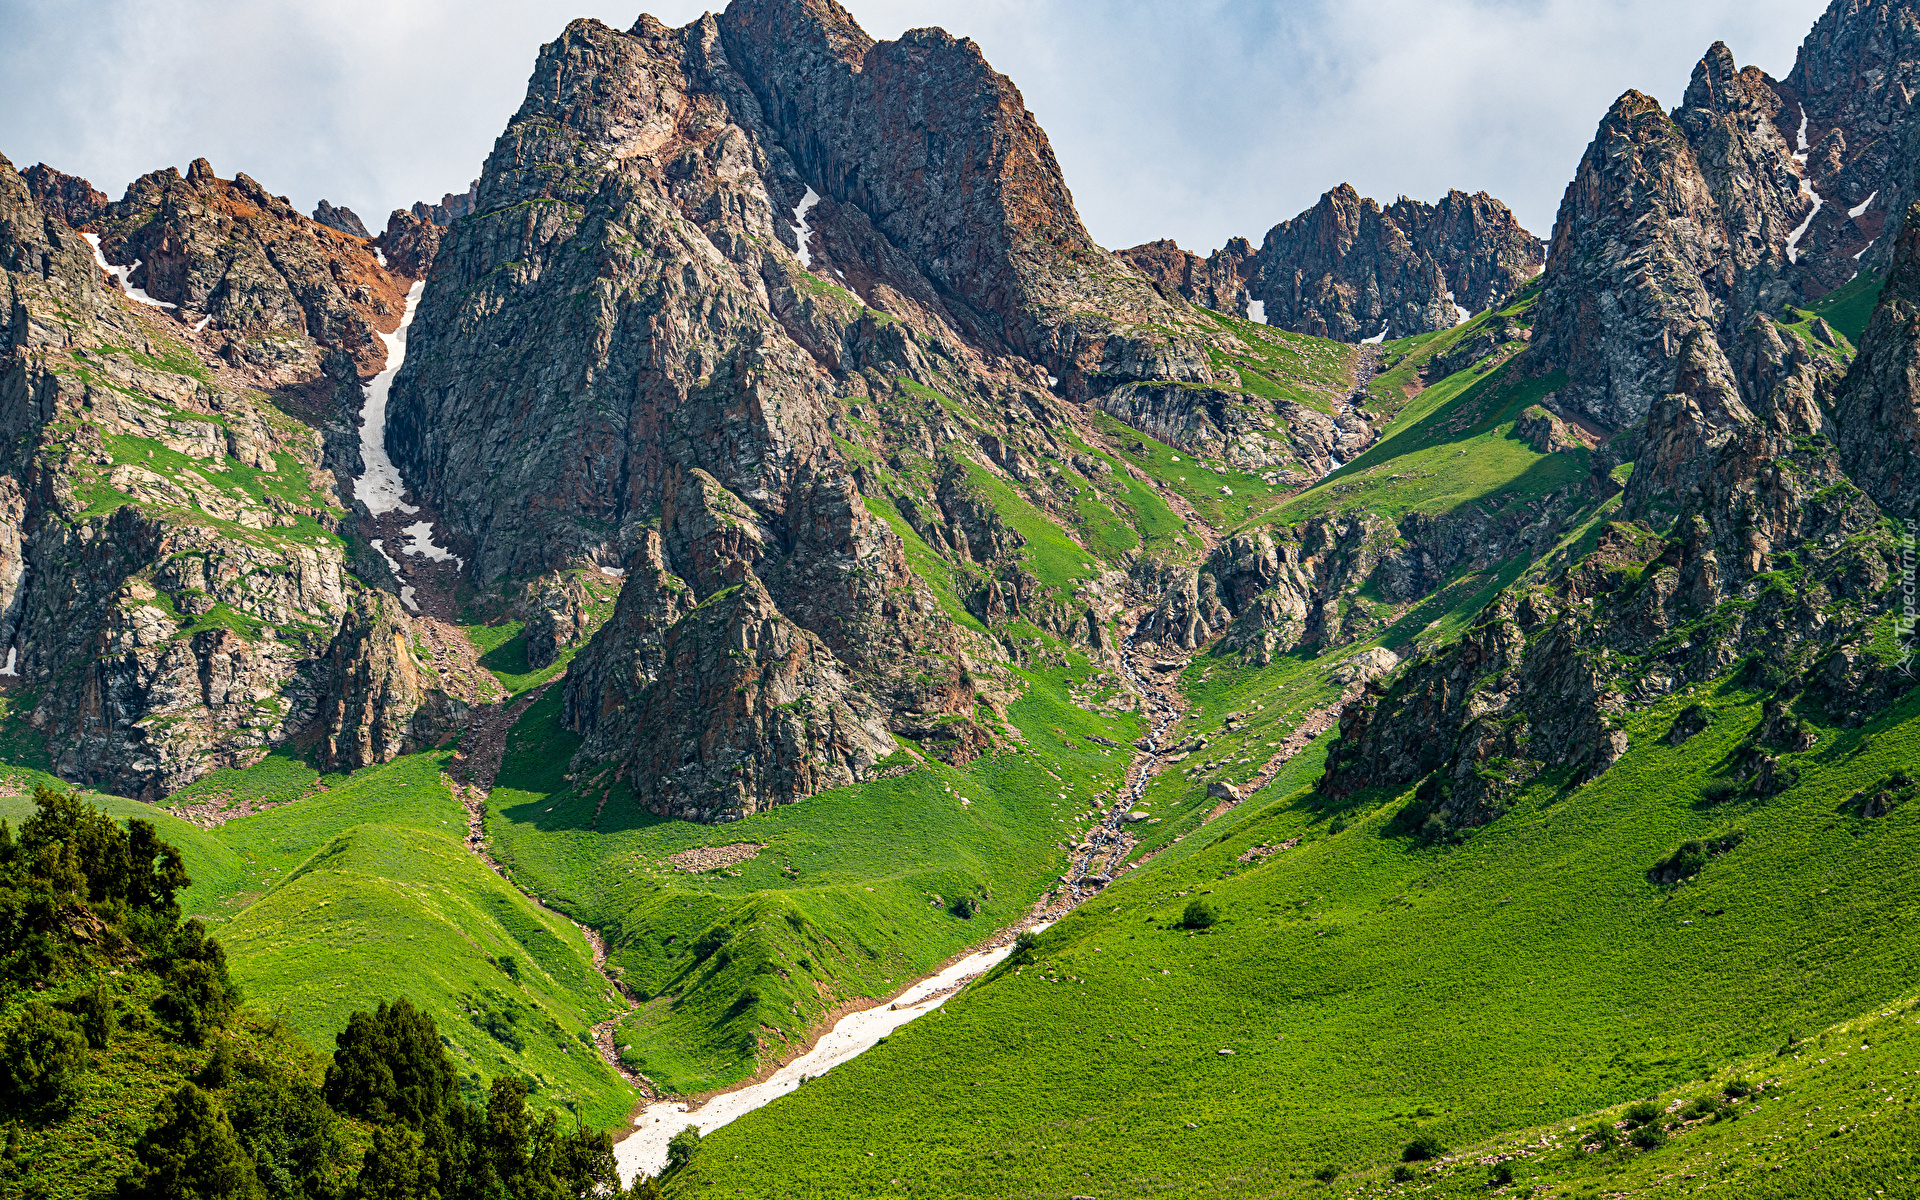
[
  {"x1": 1090, "y1": 412, "x2": 1292, "y2": 531},
  {"x1": 668, "y1": 680, "x2": 1920, "y2": 1196},
  {"x1": 1802, "y1": 267, "x2": 1887, "y2": 344},
  {"x1": 0, "y1": 991, "x2": 334, "y2": 1200},
  {"x1": 482, "y1": 658, "x2": 1147, "y2": 1095},
  {"x1": 1194, "y1": 308, "x2": 1355, "y2": 413},
  {"x1": 16, "y1": 750, "x2": 639, "y2": 1128}
]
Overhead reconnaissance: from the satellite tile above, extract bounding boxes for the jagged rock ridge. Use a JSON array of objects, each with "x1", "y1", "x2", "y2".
[{"x1": 1119, "y1": 185, "x2": 1544, "y2": 341}]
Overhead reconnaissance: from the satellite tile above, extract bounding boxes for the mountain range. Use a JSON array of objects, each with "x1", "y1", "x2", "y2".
[{"x1": 1, "y1": 0, "x2": 1917, "y2": 1196}]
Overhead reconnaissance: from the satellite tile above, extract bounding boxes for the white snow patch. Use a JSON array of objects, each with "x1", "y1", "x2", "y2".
[
  {"x1": 352, "y1": 281, "x2": 426, "y2": 517},
  {"x1": 398, "y1": 520, "x2": 462, "y2": 569},
  {"x1": 83, "y1": 232, "x2": 177, "y2": 309},
  {"x1": 1786, "y1": 177, "x2": 1824, "y2": 264},
  {"x1": 1849, "y1": 190, "x2": 1879, "y2": 219},
  {"x1": 374, "y1": 247, "x2": 388, "y2": 268},
  {"x1": 1785, "y1": 108, "x2": 1823, "y2": 266},
  {"x1": 1047, "y1": 374, "x2": 1060, "y2": 388},
  {"x1": 1247, "y1": 299, "x2": 1267, "y2": 324},
  {"x1": 192, "y1": 315, "x2": 212, "y2": 333},
  {"x1": 792, "y1": 187, "x2": 822, "y2": 269},
  {"x1": 1854, "y1": 238, "x2": 1878, "y2": 261},
  {"x1": 368, "y1": 539, "x2": 419, "y2": 612},
  {"x1": 615, "y1": 925, "x2": 1049, "y2": 1184},
  {"x1": 598, "y1": 566, "x2": 626, "y2": 578},
  {"x1": 1444, "y1": 289, "x2": 1471, "y2": 326},
  {"x1": 1361, "y1": 325, "x2": 1387, "y2": 345},
  {"x1": 0, "y1": 647, "x2": 16, "y2": 677}
]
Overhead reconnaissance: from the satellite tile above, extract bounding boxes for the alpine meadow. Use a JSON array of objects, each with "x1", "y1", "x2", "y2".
[{"x1": 2, "y1": 1, "x2": 1919, "y2": 1197}]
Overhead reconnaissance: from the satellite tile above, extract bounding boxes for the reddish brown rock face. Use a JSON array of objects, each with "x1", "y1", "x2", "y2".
[
  {"x1": 21, "y1": 163, "x2": 109, "y2": 230},
  {"x1": 1115, "y1": 238, "x2": 1254, "y2": 316}
]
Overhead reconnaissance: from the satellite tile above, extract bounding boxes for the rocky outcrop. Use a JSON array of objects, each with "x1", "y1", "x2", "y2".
[
  {"x1": 1246, "y1": 185, "x2": 1544, "y2": 341},
  {"x1": 91, "y1": 159, "x2": 406, "y2": 374},
  {"x1": 1833, "y1": 201, "x2": 1920, "y2": 519},
  {"x1": 1532, "y1": 47, "x2": 1807, "y2": 430},
  {"x1": 0, "y1": 151, "x2": 440, "y2": 800},
  {"x1": 713, "y1": 0, "x2": 1208, "y2": 391},
  {"x1": 572, "y1": 567, "x2": 894, "y2": 823},
  {"x1": 1094, "y1": 381, "x2": 1365, "y2": 481},
  {"x1": 411, "y1": 183, "x2": 477, "y2": 227},
  {"x1": 1119, "y1": 187, "x2": 1543, "y2": 340},
  {"x1": 373, "y1": 209, "x2": 442, "y2": 280},
  {"x1": 315, "y1": 594, "x2": 456, "y2": 772},
  {"x1": 22, "y1": 163, "x2": 108, "y2": 230},
  {"x1": 1321, "y1": 303, "x2": 1900, "y2": 832},
  {"x1": 312, "y1": 200, "x2": 371, "y2": 239},
  {"x1": 521, "y1": 573, "x2": 595, "y2": 671}
]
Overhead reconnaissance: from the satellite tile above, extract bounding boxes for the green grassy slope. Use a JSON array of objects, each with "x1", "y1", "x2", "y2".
[
  {"x1": 484, "y1": 662, "x2": 1146, "y2": 1096},
  {"x1": 208, "y1": 750, "x2": 634, "y2": 1125},
  {"x1": 670, "y1": 676, "x2": 1920, "y2": 1196},
  {"x1": 9, "y1": 749, "x2": 640, "y2": 1128}
]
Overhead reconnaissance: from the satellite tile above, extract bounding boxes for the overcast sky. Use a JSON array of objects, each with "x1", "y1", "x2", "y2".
[{"x1": 0, "y1": 0, "x2": 1831, "y2": 254}]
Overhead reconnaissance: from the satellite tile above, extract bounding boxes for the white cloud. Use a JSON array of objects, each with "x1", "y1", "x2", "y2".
[{"x1": 0, "y1": 0, "x2": 1830, "y2": 251}]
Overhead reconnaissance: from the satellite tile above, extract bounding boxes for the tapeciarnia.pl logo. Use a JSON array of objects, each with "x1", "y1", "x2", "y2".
[{"x1": 1899, "y1": 518, "x2": 1916, "y2": 677}]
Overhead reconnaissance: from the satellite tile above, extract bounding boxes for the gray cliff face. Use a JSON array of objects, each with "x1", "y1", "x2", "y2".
[
  {"x1": 388, "y1": 8, "x2": 1040, "y2": 820},
  {"x1": 1249, "y1": 185, "x2": 1545, "y2": 342},
  {"x1": 1532, "y1": 51, "x2": 1807, "y2": 432},
  {"x1": 0, "y1": 152, "x2": 450, "y2": 800},
  {"x1": 1780, "y1": 0, "x2": 1920, "y2": 288},
  {"x1": 1833, "y1": 202, "x2": 1920, "y2": 519},
  {"x1": 311, "y1": 200, "x2": 372, "y2": 239}
]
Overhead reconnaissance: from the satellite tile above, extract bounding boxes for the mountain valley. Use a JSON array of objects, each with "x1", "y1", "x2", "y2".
[{"x1": 1, "y1": 1, "x2": 1918, "y2": 1197}]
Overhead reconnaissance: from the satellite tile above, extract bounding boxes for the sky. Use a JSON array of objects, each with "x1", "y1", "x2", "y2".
[{"x1": 0, "y1": 0, "x2": 1832, "y2": 255}]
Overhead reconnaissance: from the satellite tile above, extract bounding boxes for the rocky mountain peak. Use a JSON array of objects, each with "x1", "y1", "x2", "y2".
[
  {"x1": 21, "y1": 162, "x2": 108, "y2": 230},
  {"x1": 313, "y1": 199, "x2": 371, "y2": 239}
]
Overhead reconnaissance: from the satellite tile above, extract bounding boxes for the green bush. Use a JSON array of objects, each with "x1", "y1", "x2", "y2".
[
  {"x1": 347, "y1": 1123, "x2": 436, "y2": 1200},
  {"x1": 1182, "y1": 898, "x2": 1218, "y2": 929},
  {"x1": 1698, "y1": 780, "x2": 1740, "y2": 806},
  {"x1": 1681, "y1": 1094, "x2": 1722, "y2": 1120},
  {"x1": 3, "y1": 1002, "x2": 90, "y2": 1109},
  {"x1": 1312, "y1": 1163, "x2": 1339, "y2": 1182},
  {"x1": 1402, "y1": 1134, "x2": 1446, "y2": 1162},
  {"x1": 1391, "y1": 1165, "x2": 1415, "y2": 1182},
  {"x1": 1621, "y1": 1101, "x2": 1662, "y2": 1127},
  {"x1": 1722, "y1": 1077, "x2": 1754, "y2": 1099},
  {"x1": 116, "y1": 1083, "x2": 264, "y2": 1200},
  {"x1": 322, "y1": 998, "x2": 460, "y2": 1127},
  {"x1": 77, "y1": 980, "x2": 116, "y2": 1050},
  {"x1": 1489, "y1": 1162, "x2": 1515, "y2": 1185},
  {"x1": 1629, "y1": 1124, "x2": 1667, "y2": 1151},
  {"x1": 665, "y1": 1125, "x2": 701, "y2": 1175}
]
